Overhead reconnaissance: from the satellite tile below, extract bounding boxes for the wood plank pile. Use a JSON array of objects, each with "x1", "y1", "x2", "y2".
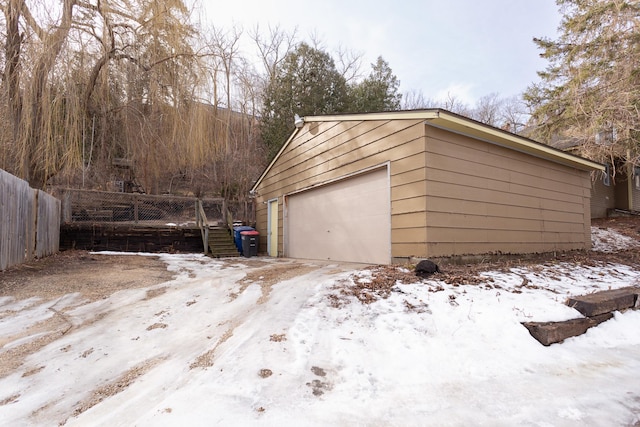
[{"x1": 522, "y1": 286, "x2": 640, "y2": 346}]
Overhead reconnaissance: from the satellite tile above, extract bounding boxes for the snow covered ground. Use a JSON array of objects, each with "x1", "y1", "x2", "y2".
[{"x1": 1, "y1": 228, "x2": 640, "y2": 426}]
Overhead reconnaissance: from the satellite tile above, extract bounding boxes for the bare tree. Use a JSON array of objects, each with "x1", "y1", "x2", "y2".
[
  {"x1": 334, "y1": 44, "x2": 364, "y2": 84},
  {"x1": 2, "y1": 0, "x2": 77, "y2": 188},
  {"x1": 471, "y1": 92, "x2": 502, "y2": 127},
  {"x1": 441, "y1": 92, "x2": 472, "y2": 117},
  {"x1": 499, "y1": 96, "x2": 529, "y2": 134},
  {"x1": 401, "y1": 89, "x2": 438, "y2": 110},
  {"x1": 206, "y1": 25, "x2": 242, "y2": 153},
  {"x1": 250, "y1": 24, "x2": 297, "y2": 84}
]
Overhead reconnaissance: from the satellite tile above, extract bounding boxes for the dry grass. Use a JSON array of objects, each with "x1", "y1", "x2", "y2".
[{"x1": 327, "y1": 217, "x2": 640, "y2": 307}]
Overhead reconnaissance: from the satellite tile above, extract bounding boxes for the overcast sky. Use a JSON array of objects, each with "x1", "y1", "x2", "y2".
[{"x1": 201, "y1": 1, "x2": 562, "y2": 105}]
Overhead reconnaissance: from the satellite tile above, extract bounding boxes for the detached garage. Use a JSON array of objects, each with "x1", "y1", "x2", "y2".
[{"x1": 250, "y1": 109, "x2": 603, "y2": 264}]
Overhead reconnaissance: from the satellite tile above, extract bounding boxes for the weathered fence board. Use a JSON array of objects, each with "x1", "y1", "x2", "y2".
[
  {"x1": 35, "y1": 190, "x2": 61, "y2": 259},
  {"x1": 0, "y1": 170, "x2": 60, "y2": 270}
]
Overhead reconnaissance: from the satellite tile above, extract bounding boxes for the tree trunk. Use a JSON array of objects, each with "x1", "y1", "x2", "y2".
[
  {"x1": 22, "y1": 0, "x2": 76, "y2": 188},
  {"x1": 3, "y1": 0, "x2": 24, "y2": 147}
]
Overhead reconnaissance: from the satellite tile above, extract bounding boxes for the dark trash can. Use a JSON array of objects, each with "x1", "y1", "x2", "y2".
[
  {"x1": 240, "y1": 230, "x2": 259, "y2": 257},
  {"x1": 233, "y1": 226, "x2": 255, "y2": 254}
]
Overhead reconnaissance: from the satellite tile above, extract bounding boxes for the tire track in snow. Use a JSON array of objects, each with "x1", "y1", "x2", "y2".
[
  {"x1": 189, "y1": 325, "x2": 235, "y2": 369},
  {"x1": 189, "y1": 262, "x2": 324, "y2": 370},
  {"x1": 57, "y1": 356, "x2": 166, "y2": 425}
]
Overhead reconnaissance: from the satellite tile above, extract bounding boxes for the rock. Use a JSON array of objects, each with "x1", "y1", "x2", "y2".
[{"x1": 415, "y1": 260, "x2": 440, "y2": 278}]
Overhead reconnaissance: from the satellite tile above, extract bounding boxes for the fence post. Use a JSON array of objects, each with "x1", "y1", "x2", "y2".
[
  {"x1": 28, "y1": 189, "x2": 38, "y2": 262},
  {"x1": 134, "y1": 195, "x2": 139, "y2": 223},
  {"x1": 222, "y1": 199, "x2": 227, "y2": 226},
  {"x1": 63, "y1": 192, "x2": 71, "y2": 223}
]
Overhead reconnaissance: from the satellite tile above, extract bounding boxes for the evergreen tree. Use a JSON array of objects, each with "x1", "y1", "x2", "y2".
[
  {"x1": 524, "y1": 0, "x2": 640, "y2": 169},
  {"x1": 260, "y1": 43, "x2": 349, "y2": 158},
  {"x1": 348, "y1": 56, "x2": 402, "y2": 113}
]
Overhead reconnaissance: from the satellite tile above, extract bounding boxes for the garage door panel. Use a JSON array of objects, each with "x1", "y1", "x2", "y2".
[{"x1": 287, "y1": 168, "x2": 390, "y2": 264}]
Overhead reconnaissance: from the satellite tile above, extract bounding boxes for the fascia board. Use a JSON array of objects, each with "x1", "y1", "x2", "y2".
[{"x1": 427, "y1": 111, "x2": 605, "y2": 172}]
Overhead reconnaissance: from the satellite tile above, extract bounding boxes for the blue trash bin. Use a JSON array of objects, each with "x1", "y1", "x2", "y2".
[{"x1": 233, "y1": 226, "x2": 255, "y2": 254}]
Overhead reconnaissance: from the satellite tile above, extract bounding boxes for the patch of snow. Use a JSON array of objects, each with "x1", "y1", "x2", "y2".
[
  {"x1": 1, "y1": 241, "x2": 640, "y2": 425},
  {"x1": 0, "y1": 294, "x2": 82, "y2": 346},
  {"x1": 591, "y1": 226, "x2": 640, "y2": 252}
]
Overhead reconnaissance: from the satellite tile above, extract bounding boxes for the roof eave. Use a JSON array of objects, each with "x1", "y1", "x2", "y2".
[
  {"x1": 251, "y1": 127, "x2": 301, "y2": 193},
  {"x1": 251, "y1": 109, "x2": 604, "y2": 193},
  {"x1": 303, "y1": 110, "x2": 440, "y2": 123},
  {"x1": 426, "y1": 110, "x2": 605, "y2": 172},
  {"x1": 251, "y1": 111, "x2": 441, "y2": 192}
]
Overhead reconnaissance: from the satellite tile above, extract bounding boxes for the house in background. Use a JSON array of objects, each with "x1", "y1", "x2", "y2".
[
  {"x1": 250, "y1": 110, "x2": 603, "y2": 265},
  {"x1": 589, "y1": 163, "x2": 640, "y2": 218},
  {"x1": 552, "y1": 139, "x2": 640, "y2": 219}
]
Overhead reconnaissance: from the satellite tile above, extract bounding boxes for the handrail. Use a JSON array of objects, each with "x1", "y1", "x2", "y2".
[
  {"x1": 226, "y1": 206, "x2": 234, "y2": 233},
  {"x1": 195, "y1": 200, "x2": 209, "y2": 254},
  {"x1": 222, "y1": 200, "x2": 233, "y2": 233}
]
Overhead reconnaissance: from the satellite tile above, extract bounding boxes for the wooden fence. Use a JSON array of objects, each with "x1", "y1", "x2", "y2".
[
  {"x1": 0, "y1": 169, "x2": 61, "y2": 271},
  {"x1": 56, "y1": 189, "x2": 226, "y2": 225}
]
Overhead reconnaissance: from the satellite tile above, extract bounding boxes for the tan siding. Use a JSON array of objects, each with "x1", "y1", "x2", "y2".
[
  {"x1": 424, "y1": 125, "x2": 592, "y2": 257},
  {"x1": 392, "y1": 227, "x2": 427, "y2": 243},
  {"x1": 614, "y1": 173, "x2": 630, "y2": 210},
  {"x1": 425, "y1": 150, "x2": 584, "y2": 191},
  {"x1": 391, "y1": 181, "x2": 427, "y2": 201},
  {"x1": 590, "y1": 174, "x2": 615, "y2": 218},
  {"x1": 428, "y1": 241, "x2": 582, "y2": 257},
  {"x1": 255, "y1": 203, "x2": 267, "y2": 254},
  {"x1": 391, "y1": 211, "x2": 427, "y2": 229},
  {"x1": 426, "y1": 181, "x2": 584, "y2": 214},
  {"x1": 390, "y1": 210, "x2": 427, "y2": 259},
  {"x1": 390, "y1": 153, "x2": 426, "y2": 177},
  {"x1": 260, "y1": 121, "x2": 423, "y2": 195},
  {"x1": 426, "y1": 135, "x2": 585, "y2": 187},
  {"x1": 632, "y1": 175, "x2": 640, "y2": 211},
  {"x1": 392, "y1": 196, "x2": 427, "y2": 215},
  {"x1": 268, "y1": 121, "x2": 358, "y2": 176},
  {"x1": 255, "y1": 116, "x2": 594, "y2": 262},
  {"x1": 583, "y1": 195, "x2": 591, "y2": 249},
  {"x1": 426, "y1": 228, "x2": 585, "y2": 244},
  {"x1": 264, "y1": 122, "x2": 416, "y2": 183},
  {"x1": 426, "y1": 212, "x2": 585, "y2": 233},
  {"x1": 426, "y1": 167, "x2": 584, "y2": 205},
  {"x1": 254, "y1": 119, "x2": 426, "y2": 259},
  {"x1": 427, "y1": 169, "x2": 584, "y2": 209},
  {"x1": 390, "y1": 167, "x2": 427, "y2": 187},
  {"x1": 392, "y1": 242, "x2": 428, "y2": 258}
]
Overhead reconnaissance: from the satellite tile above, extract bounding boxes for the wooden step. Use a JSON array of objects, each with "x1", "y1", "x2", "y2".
[
  {"x1": 208, "y1": 247, "x2": 240, "y2": 257},
  {"x1": 207, "y1": 226, "x2": 239, "y2": 257}
]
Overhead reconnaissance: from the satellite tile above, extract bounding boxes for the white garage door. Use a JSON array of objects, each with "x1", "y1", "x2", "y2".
[{"x1": 287, "y1": 167, "x2": 391, "y2": 264}]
